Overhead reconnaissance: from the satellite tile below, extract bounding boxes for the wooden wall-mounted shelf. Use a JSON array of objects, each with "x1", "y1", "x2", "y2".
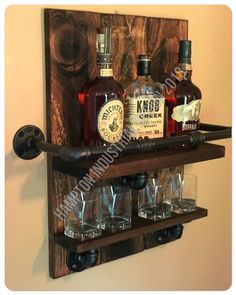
[
  {"x1": 10, "y1": 6, "x2": 230, "y2": 280},
  {"x1": 40, "y1": 8, "x2": 230, "y2": 279},
  {"x1": 55, "y1": 207, "x2": 207, "y2": 253},
  {"x1": 52, "y1": 142, "x2": 225, "y2": 179}
]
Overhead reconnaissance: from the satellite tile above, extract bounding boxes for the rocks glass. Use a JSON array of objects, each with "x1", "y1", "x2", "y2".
[
  {"x1": 138, "y1": 176, "x2": 172, "y2": 221},
  {"x1": 64, "y1": 190, "x2": 102, "y2": 241},
  {"x1": 165, "y1": 173, "x2": 197, "y2": 213},
  {"x1": 99, "y1": 185, "x2": 132, "y2": 232}
]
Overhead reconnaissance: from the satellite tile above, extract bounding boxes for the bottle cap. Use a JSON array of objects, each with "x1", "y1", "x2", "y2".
[
  {"x1": 137, "y1": 54, "x2": 151, "y2": 76},
  {"x1": 96, "y1": 27, "x2": 112, "y2": 54},
  {"x1": 178, "y1": 40, "x2": 192, "y2": 64},
  {"x1": 97, "y1": 53, "x2": 113, "y2": 65}
]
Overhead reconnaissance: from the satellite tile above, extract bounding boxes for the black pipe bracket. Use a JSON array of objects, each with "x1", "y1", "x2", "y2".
[
  {"x1": 66, "y1": 249, "x2": 98, "y2": 272},
  {"x1": 13, "y1": 125, "x2": 45, "y2": 160}
]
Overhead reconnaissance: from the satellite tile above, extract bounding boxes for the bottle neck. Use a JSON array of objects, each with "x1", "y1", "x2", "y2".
[
  {"x1": 137, "y1": 73, "x2": 150, "y2": 78},
  {"x1": 97, "y1": 53, "x2": 113, "y2": 77},
  {"x1": 178, "y1": 63, "x2": 193, "y2": 81},
  {"x1": 136, "y1": 74, "x2": 152, "y2": 82},
  {"x1": 98, "y1": 64, "x2": 113, "y2": 77}
]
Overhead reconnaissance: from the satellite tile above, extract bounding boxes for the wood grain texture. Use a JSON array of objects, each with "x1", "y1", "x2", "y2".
[
  {"x1": 44, "y1": 8, "x2": 188, "y2": 278},
  {"x1": 52, "y1": 143, "x2": 225, "y2": 179}
]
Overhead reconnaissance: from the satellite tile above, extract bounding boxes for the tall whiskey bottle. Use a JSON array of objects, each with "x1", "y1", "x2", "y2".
[
  {"x1": 82, "y1": 27, "x2": 124, "y2": 146},
  {"x1": 124, "y1": 55, "x2": 165, "y2": 140},
  {"x1": 170, "y1": 40, "x2": 202, "y2": 136}
]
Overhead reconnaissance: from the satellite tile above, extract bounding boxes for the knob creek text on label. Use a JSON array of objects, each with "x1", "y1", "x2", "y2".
[
  {"x1": 139, "y1": 113, "x2": 162, "y2": 119},
  {"x1": 136, "y1": 99, "x2": 160, "y2": 113}
]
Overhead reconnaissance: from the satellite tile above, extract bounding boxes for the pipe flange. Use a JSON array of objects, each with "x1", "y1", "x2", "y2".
[
  {"x1": 13, "y1": 125, "x2": 45, "y2": 160},
  {"x1": 66, "y1": 249, "x2": 98, "y2": 272}
]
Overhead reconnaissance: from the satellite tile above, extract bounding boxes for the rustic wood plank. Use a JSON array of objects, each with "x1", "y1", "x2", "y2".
[
  {"x1": 44, "y1": 8, "x2": 189, "y2": 278},
  {"x1": 52, "y1": 143, "x2": 225, "y2": 179},
  {"x1": 99, "y1": 143, "x2": 225, "y2": 179}
]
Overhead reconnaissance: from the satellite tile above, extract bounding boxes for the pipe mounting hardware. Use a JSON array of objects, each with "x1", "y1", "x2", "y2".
[
  {"x1": 66, "y1": 249, "x2": 99, "y2": 272},
  {"x1": 13, "y1": 125, "x2": 45, "y2": 160}
]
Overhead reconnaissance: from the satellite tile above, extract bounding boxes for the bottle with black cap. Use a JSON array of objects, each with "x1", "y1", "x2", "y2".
[
  {"x1": 82, "y1": 26, "x2": 124, "y2": 146},
  {"x1": 171, "y1": 40, "x2": 202, "y2": 136},
  {"x1": 124, "y1": 54, "x2": 165, "y2": 140}
]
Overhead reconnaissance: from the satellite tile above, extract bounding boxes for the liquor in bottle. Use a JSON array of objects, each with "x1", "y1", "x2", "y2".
[
  {"x1": 124, "y1": 55, "x2": 165, "y2": 140},
  {"x1": 165, "y1": 85, "x2": 177, "y2": 137},
  {"x1": 82, "y1": 27, "x2": 124, "y2": 146},
  {"x1": 169, "y1": 40, "x2": 202, "y2": 136}
]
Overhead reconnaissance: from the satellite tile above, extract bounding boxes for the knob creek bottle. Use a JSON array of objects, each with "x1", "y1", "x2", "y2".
[{"x1": 124, "y1": 55, "x2": 165, "y2": 140}]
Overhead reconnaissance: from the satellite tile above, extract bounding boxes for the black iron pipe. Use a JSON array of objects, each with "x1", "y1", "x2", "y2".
[
  {"x1": 199, "y1": 123, "x2": 231, "y2": 131},
  {"x1": 13, "y1": 123, "x2": 231, "y2": 161},
  {"x1": 32, "y1": 125, "x2": 231, "y2": 161},
  {"x1": 35, "y1": 140, "x2": 92, "y2": 161}
]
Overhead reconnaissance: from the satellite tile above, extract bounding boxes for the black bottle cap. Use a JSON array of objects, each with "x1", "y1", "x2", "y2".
[
  {"x1": 178, "y1": 40, "x2": 192, "y2": 64},
  {"x1": 97, "y1": 53, "x2": 113, "y2": 65},
  {"x1": 137, "y1": 54, "x2": 151, "y2": 76}
]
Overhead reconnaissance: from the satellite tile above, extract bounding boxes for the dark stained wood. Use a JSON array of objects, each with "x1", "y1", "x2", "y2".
[
  {"x1": 98, "y1": 236, "x2": 144, "y2": 265},
  {"x1": 55, "y1": 207, "x2": 207, "y2": 253},
  {"x1": 44, "y1": 8, "x2": 190, "y2": 278},
  {"x1": 99, "y1": 143, "x2": 225, "y2": 179},
  {"x1": 52, "y1": 143, "x2": 225, "y2": 179}
]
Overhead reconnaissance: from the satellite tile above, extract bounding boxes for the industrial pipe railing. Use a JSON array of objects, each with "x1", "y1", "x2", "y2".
[{"x1": 13, "y1": 123, "x2": 231, "y2": 161}]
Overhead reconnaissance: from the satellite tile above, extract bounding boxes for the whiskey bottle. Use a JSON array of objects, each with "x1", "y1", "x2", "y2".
[
  {"x1": 170, "y1": 40, "x2": 202, "y2": 136},
  {"x1": 124, "y1": 55, "x2": 165, "y2": 140},
  {"x1": 82, "y1": 27, "x2": 124, "y2": 146},
  {"x1": 165, "y1": 85, "x2": 177, "y2": 137}
]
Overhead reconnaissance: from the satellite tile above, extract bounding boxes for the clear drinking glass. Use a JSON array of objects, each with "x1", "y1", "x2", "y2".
[
  {"x1": 166, "y1": 173, "x2": 197, "y2": 213},
  {"x1": 100, "y1": 185, "x2": 132, "y2": 232},
  {"x1": 64, "y1": 190, "x2": 102, "y2": 241},
  {"x1": 138, "y1": 176, "x2": 172, "y2": 221}
]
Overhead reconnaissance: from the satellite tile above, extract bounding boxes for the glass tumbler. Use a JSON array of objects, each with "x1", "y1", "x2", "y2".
[
  {"x1": 64, "y1": 190, "x2": 102, "y2": 241},
  {"x1": 138, "y1": 176, "x2": 172, "y2": 221},
  {"x1": 99, "y1": 185, "x2": 132, "y2": 232},
  {"x1": 165, "y1": 173, "x2": 197, "y2": 213}
]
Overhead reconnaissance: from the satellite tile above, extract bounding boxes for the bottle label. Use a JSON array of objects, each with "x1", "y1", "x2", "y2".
[
  {"x1": 124, "y1": 95, "x2": 165, "y2": 139},
  {"x1": 178, "y1": 63, "x2": 192, "y2": 71},
  {"x1": 171, "y1": 99, "x2": 201, "y2": 123},
  {"x1": 100, "y1": 69, "x2": 113, "y2": 77},
  {"x1": 97, "y1": 99, "x2": 124, "y2": 143}
]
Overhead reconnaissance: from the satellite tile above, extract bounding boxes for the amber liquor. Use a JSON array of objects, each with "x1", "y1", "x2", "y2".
[
  {"x1": 171, "y1": 40, "x2": 202, "y2": 135},
  {"x1": 124, "y1": 55, "x2": 165, "y2": 140},
  {"x1": 167, "y1": 40, "x2": 202, "y2": 136},
  {"x1": 82, "y1": 27, "x2": 124, "y2": 146}
]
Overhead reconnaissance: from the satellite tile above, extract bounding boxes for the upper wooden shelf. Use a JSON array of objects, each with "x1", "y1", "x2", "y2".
[{"x1": 53, "y1": 143, "x2": 225, "y2": 179}]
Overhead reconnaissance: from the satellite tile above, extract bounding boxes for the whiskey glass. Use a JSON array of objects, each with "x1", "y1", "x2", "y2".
[
  {"x1": 138, "y1": 176, "x2": 172, "y2": 221},
  {"x1": 165, "y1": 173, "x2": 197, "y2": 213},
  {"x1": 99, "y1": 184, "x2": 132, "y2": 232},
  {"x1": 64, "y1": 190, "x2": 102, "y2": 241}
]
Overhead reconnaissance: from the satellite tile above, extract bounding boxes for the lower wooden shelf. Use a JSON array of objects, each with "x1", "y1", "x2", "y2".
[{"x1": 55, "y1": 207, "x2": 207, "y2": 253}]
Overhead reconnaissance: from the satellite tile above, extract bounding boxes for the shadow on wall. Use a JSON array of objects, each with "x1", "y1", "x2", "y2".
[
  {"x1": 5, "y1": 150, "x2": 47, "y2": 201},
  {"x1": 6, "y1": 150, "x2": 50, "y2": 279}
]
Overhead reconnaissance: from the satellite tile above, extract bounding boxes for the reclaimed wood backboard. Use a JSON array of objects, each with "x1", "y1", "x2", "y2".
[{"x1": 44, "y1": 8, "x2": 188, "y2": 278}]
